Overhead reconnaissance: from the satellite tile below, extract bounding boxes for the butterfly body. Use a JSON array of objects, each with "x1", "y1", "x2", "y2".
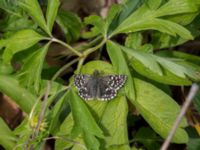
[{"x1": 74, "y1": 70, "x2": 127, "y2": 101}]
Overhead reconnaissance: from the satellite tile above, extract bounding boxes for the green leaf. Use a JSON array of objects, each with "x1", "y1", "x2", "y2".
[
  {"x1": 100, "y1": 96, "x2": 130, "y2": 149},
  {"x1": 18, "y1": 43, "x2": 50, "y2": 93},
  {"x1": 46, "y1": 0, "x2": 60, "y2": 32},
  {"x1": 157, "y1": 50, "x2": 200, "y2": 66},
  {"x1": 0, "y1": 0, "x2": 21, "y2": 16},
  {"x1": 56, "y1": 9, "x2": 82, "y2": 43},
  {"x1": 146, "y1": 0, "x2": 162, "y2": 10},
  {"x1": 132, "y1": 78, "x2": 188, "y2": 143},
  {"x1": 69, "y1": 90, "x2": 104, "y2": 149},
  {"x1": 130, "y1": 57, "x2": 192, "y2": 85},
  {"x1": 0, "y1": 60, "x2": 13, "y2": 75},
  {"x1": 134, "y1": 127, "x2": 160, "y2": 150},
  {"x1": 112, "y1": 3, "x2": 193, "y2": 39},
  {"x1": 106, "y1": 4, "x2": 122, "y2": 30},
  {"x1": 0, "y1": 75, "x2": 36, "y2": 113},
  {"x1": 20, "y1": 0, "x2": 50, "y2": 35},
  {"x1": 192, "y1": 84, "x2": 200, "y2": 113},
  {"x1": 82, "y1": 15, "x2": 106, "y2": 38},
  {"x1": 106, "y1": 40, "x2": 135, "y2": 99},
  {"x1": 155, "y1": 0, "x2": 198, "y2": 17},
  {"x1": 125, "y1": 32, "x2": 143, "y2": 50},
  {"x1": 0, "y1": 118, "x2": 16, "y2": 150},
  {"x1": 1, "y1": 29, "x2": 46, "y2": 63},
  {"x1": 120, "y1": 45, "x2": 163, "y2": 75},
  {"x1": 187, "y1": 139, "x2": 200, "y2": 150},
  {"x1": 49, "y1": 91, "x2": 70, "y2": 134},
  {"x1": 107, "y1": 0, "x2": 144, "y2": 36},
  {"x1": 120, "y1": 45, "x2": 199, "y2": 83},
  {"x1": 154, "y1": 55, "x2": 200, "y2": 80}
]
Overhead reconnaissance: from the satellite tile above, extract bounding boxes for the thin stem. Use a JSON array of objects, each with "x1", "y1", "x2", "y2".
[
  {"x1": 160, "y1": 84, "x2": 199, "y2": 150},
  {"x1": 34, "y1": 81, "x2": 51, "y2": 136},
  {"x1": 43, "y1": 136, "x2": 87, "y2": 150},
  {"x1": 77, "y1": 57, "x2": 85, "y2": 73},
  {"x1": 83, "y1": 38, "x2": 107, "y2": 56},
  {"x1": 77, "y1": 36, "x2": 103, "y2": 51},
  {"x1": 52, "y1": 38, "x2": 83, "y2": 57},
  {"x1": 51, "y1": 58, "x2": 79, "y2": 81}
]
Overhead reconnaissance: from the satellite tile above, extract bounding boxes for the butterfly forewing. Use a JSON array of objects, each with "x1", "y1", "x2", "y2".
[
  {"x1": 74, "y1": 74, "x2": 93, "y2": 100},
  {"x1": 97, "y1": 75, "x2": 127, "y2": 100}
]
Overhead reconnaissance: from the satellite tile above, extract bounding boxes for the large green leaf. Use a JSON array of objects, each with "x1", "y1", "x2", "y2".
[
  {"x1": 18, "y1": 43, "x2": 50, "y2": 93},
  {"x1": 132, "y1": 78, "x2": 188, "y2": 143},
  {"x1": 20, "y1": 0, "x2": 50, "y2": 35},
  {"x1": 154, "y1": 0, "x2": 198, "y2": 17},
  {"x1": 130, "y1": 57, "x2": 192, "y2": 85},
  {"x1": 120, "y1": 45, "x2": 163, "y2": 75},
  {"x1": 112, "y1": 2, "x2": 194, "y2": 39},
  {"x1": 157, "y1": 50, "x2": 200, "y2": 66},
  {"x1": 120, "y1": 45, "x2": 200, "y2": 82},
  {"x1": 106, "y1": 40, "x2": 135, "y2": 99},
  {"x1": 69, "y1": 90, "x2": 104, "y2": 150},
  {"x1": 46, "y1": 0, "x2": 60, "y2": 33},
  {"x1": 100, "y1": 96, "x2": 130, "y2": 150},
  {"x1": 1, "y1": 29, "x2": 46, "y2": 63},
  {"x1": 0, "y1": 118, "x2": 16, "y2": 150},
  {"x1": 0, "y1": 75, "x2": 36, "y2": 113}
]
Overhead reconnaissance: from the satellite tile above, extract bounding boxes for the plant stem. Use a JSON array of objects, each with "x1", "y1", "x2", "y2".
[
  {"x1": 160, "y1": 84, "x2": 199, "y2": 150},
  {"x1": 51, "y1": 58, "x2": 79, "y2": 81},
  {"x1": 77, "y1": 57, "x2": 86, "y2": 73},
  {"x1": 83, "y1": 37, "x2": 107, "y2": 56},
  {"x1": 52, "y1": 38, "x2": 83, "y2": 57}
]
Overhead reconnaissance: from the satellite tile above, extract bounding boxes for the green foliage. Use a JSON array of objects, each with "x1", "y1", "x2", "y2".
[
  {"x1": 0, "y1": 118, "x2": 16, "y2": 150},
  {"x1": 0, "y1": 0, "x2": 200, "y2": 149}
]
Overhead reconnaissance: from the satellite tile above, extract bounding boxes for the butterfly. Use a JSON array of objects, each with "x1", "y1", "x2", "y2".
[{"x1": 74, "y1": 70, "x2": 127, "y2": 101}]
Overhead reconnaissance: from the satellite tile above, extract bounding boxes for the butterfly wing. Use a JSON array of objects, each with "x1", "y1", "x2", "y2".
[
  {"x1": 97, "y1": 75, "x2": 127, "y2": 101},
  {"x1": 74, "y1": 74, "x2": 94, "y2": 100}
]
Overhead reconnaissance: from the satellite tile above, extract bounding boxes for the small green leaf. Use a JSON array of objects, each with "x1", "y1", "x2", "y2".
[
  {"x1": 18, "y1": 43, "x2": 50, "y2": 93},
  {"x1": 0, "y1": 60, "x2": 13, "y2": 75},
  {"x1": 2, "y1": 29, "x2": 46, "y2": 63},
  {"x1": 106, "y1": 40, "x2": 135, "y2": 99},
  {"x1": 134, "y1": 127, "x2": 160, "y2": 150},
  {"x1": 193, "y1": 86, "x2": 200, "y2": 113},
  {"x1": 20, "y1": 0, "x2": 50, "y2": 34},
  {"x1": 0, "y1": 118, "x2": 16, "y2": 150},
  {"x1": 56, "y1": 9, "x2": 82, "y2": 43},
  {"x1": 46, "y1": 0, "x2": 60, "y2": 32},
  {"x1": 83, "y1": 15, "x2": 106, "y2": 38},
  {"x1": 0, "y1": 75, "x2": 36, "y2": 113},
  {"x1": 132, "y1": 78, "x2": 188, "y2": 143},
  {"x1": 49, "y1": 91, "x2": 70, "y2": 134},
  {"x1": 125, "y1": 32, "x2": 143, "y2": 50}
]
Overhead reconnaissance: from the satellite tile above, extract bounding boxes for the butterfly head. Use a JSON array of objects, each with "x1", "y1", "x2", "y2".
[{"x1": 93, "y1": 70, "x2": 100, "y2": 77}]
